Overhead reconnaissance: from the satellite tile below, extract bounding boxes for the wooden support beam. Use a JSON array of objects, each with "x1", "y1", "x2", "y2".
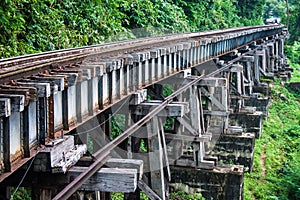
[
  {"x1": 52, "y1": 72, "x2": 78, "y2": 87},
  {"x1": 0, "y1": 98, "x2": 11, "y2": 117},
  {"x1": 22, "y1": 105, "x2": 30, "y2": 157},
  {"x1": 188, "y1": 77, "x2": 227, "y2": 87},
  {"x1": 189, "y1": 86, "x2": 201, "y2": 133},
  {"x1": 131, "y1": 101, "x2": 189, "y2": 117},
  {"x1": 240, "y1": 56, "x2": 255, "y2": 62},
  {"x1": 16, "y1": 81, "x2": 51, "y2": 98},
  {"x1": 176, "y1": 117, "x2": 200, "y2": 136},
  {"x1": 228, "y1": 64, "x2": 243, "y2": 73},
  {"x1": 0, "y1": 87, "x2": 37, "y2": 104},
  {"x1": 200, "y1": 87, "x2": 227, "y2": 111},
  {"x1": 62, "y1": 88, "x2": 69, "y2": 130},
  {"x1": 138, "y1": 180, "x2": 162, "y2": 200},
  {"x1": 75, "y1": 82, "x2": 82, "y2": 123},
  {"x1": 32, "y1": 76, "x2": 65, "y2": 91},
  {"x1": 129, "y1": 89, "x2": 147, "y2": 105},
  {"x1": 3, "y1": 116, "x2": 11, "y2": 172},
  {"x1": 0, "y1": 94, "x2": 25, "y2": 112},
  {"x1": 165, "y1": 133, "x2": 210, "y2": 142},
  {"x1": 147, "y1": 116, "x2": 167, "y2": 200},
  {"x1": 159, "y1": 118, "x2": 171, "y2": 182},
  {"x1": 36, "y1": 136, "x2": 87, "y2": 173},
  {"x1": 37, "y1": 96, "x2": 47, "y2": 145},
  {"x1": 68, "y1": 167, "x2": 138, "y2": 192},
  {"x1": 105, "y1": 158, "x2": 143, "y2": 180},
  {"x1": 203, "y1": 110, "x2": 229, "y2": 116}
]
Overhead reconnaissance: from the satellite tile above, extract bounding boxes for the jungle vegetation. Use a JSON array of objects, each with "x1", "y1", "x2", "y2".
[{"x1": 0, "y1": 0, "x2": 269, "y2": 58}]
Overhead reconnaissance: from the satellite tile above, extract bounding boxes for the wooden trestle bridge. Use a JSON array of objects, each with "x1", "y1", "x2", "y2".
[{"x1": 0, "y1": 24, "x2": 292, "y2": 200}]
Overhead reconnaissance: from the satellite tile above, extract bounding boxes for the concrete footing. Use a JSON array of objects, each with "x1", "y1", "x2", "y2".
[
  {"x1": 170, "y1": 165, "x2": 244, "y2": 200},
  {"x1": 230, "y1": 112, "x2": 263, "y2": 138},
  {"x1": 210, "y1": 133, "x2": 255, "y2": 172}
]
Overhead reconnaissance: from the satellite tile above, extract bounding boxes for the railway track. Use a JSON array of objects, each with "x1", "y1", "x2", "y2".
[
  {"x1": 0, "y1": 24, "x2": 281, "y2": 84},
  {"x1": 0, "y1": 24, "x2": 288, "y2": 200}
]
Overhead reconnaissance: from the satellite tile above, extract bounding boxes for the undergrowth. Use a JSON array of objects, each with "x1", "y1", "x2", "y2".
[{"x1": 244, "y1": 44, "x2": 300, "y2": 200}]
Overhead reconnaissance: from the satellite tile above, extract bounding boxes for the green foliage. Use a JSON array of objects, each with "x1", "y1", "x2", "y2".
[
  {"x1": 0, "y1": 0, "x2": 272, "y2": 58},
  {"x1": 263, "y1": 0, "x2": 300, "y2": 43},
  {"x1": 11, "y1": 187, "x2": 31, "y2": 200},
  {"x1": 263, "y1": 0, "x2": 286, "y2": 21},
  {"x1": 288, "y1": 0, "x2": 300, "y2": 43},
  {"x1": 285, "y1": 41, "x2": 300, "y2": 65},
  {"x1": 170, "y1": 191, "x2": 205, "y2": 200},
  {"x1": 285, "y1": 42, "x2": 300, "y2": 83},
  {"x1": 110, "y1": 114, "x2": 125, "y2": 140},
  {"x1": 111, "y1": 192, "x2": 148, "y2": 200},
  {"x1": 244, "y1": 43, "x2": 300, "y2": 200},
  {"x1": 171, "y1": 0, "x2": 242, "y2": 31},
  {"x1": 236, "y1": 0, "x2": 266, "y2": 25}
]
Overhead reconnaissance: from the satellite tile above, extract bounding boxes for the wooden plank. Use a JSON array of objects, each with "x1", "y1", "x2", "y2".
[
  {"x1": 68, "y1": 167, "x2": 138, "y2": 192},
  {"x1": 147, "y1": 116, "x2": 166, "y2": 200},
  {"x1": 138, "y1": 180, "x2": 162, "y2": 200},
  {"x1": 200, "y1": 87, "x2": 227, "y2": 111},
  {"x1": 129, "y1": 89, "x2": 147, "y2": 105},
  {"x1": 176, "y1": 117, "x2": 199, "y2": 136},
  {"x1": 240, "y1": 56, "x2": 255, "y2": 62},
  {"x1": 0, "y1": 98, "x2": 11, "y2": 117},
  {"x1": 52, "y1": 72, "x2": 79, "y2": 86},
  {"x1": 3, "y1": 116, "x2": 11, "y2": 172},
  {"x1": 197, "y1": 88, "x2": 205, "y2": 134},
  {"x1": 32, "y1": 76, "x2": 65, "y2": 91},
  {"x1": 0, "y1": 94, "x2": 25, "y2": 112},
  {"x1": 165, "y1": 133, "x2": 210, "y2": 142},
  {"x1": 203, "y1": 110, "x2": 229, "y2": 116},
  {"x1": 82, "y1": 68, "x2": 92, "y2": 80},
  {"x1": 189, "y1": 86, "x2": 201, "y2": 133},
  {"x1": 197, "y1": 78, "x2": 227, "y2": 87},
  {"x1": 0, "y1": 86, "x2": 38, "y2": 101},
  {"x1": 159, "y1": 119, "x2": 171, "y2": 181},
  {"x1": 22, "y1": 78, "x2": 58, "y2": 94},
  {"x1": 16, "y1": 81, "x2": 51, "y2": 97},
  {"x1": 156, "y1": 118, "x2": 166, "y2": 200},
  {"x1": 131, "y1": 101, "x2": 189, "y2": 117},
  {"x1": 230, "y1": 64, "x2": 243, "y2": 73},
  {"x1": 41, "y1": 136, "x2": 75, "y2": 167},
  {"x1": 105, "y1": 158, "x2": 143, "y2": 180}
]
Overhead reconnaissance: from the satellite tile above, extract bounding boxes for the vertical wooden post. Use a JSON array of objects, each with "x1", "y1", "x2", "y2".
[
  {"x1": 147, "y1": 116, "x2": 167, "y2": 200},
  {"x1": 38, "y1": 97, "x2": 47, "y2": 145},
  {"x1": 3, "y1": 116, "x2": 10, "y2": 172},
  {"x1": 108, "y1": 70, "x2": 113, "y2": 104},
  {"x1": 88, "y1": 79, "x2": 94, "y2": 116},
  {"x1": 116, "y1": 68, "x2": 121, "y2": 99},
  {"x1": 23, "y1": 105, "x2": 30, "y2": 158},
  {"x1": 159, "y1": 118, "x2": 171, "y2": 182},
  {"x1": 76, "y1": 83, "x2": 82, "y2": 123},
  {"x1": 62, "y1": 87, "x2": 69, "y2": 130},
  {"x1": 48, "y1": 94, "x2": 55, "y2": 139},
  {"x1": 98, "y1": 75, "x2": 104, "y2": 110}
]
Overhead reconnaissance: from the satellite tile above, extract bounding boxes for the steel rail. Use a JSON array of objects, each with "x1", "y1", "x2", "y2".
[
  {"x1": 0, "y1": 25, "x2": 282, "y2": 83},
  {"x1": 0, "y1": 24, "x2": 278, "y2": 65},
  {"x1": 52, "y1": 43, "x2": 259, "y2": 199},
  {"x1": 52, "y1": 74, "x2": 205, "y2": 200}
]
